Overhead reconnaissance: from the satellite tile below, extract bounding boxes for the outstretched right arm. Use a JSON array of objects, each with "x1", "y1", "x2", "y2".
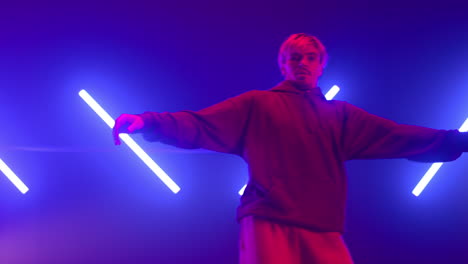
[{"x1": 113, "y1": 90, "x2": 259, "y2": 155}]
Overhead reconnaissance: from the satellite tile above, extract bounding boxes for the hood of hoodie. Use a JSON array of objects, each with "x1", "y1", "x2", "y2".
[{"x1": 270, "y1": 80, "x2": 326, "y2": 101}]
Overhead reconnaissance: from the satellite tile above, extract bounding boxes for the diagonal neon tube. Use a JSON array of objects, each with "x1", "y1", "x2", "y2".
[
  {"x1": 412, "y1": 117, "x2": 468, "y2": 196},
  {"x1": 0, "y1": 158, "x2": 29, "y2": 194},
  {"x1": 79, "y1": 90, "x2": 181, "y2": 194}
]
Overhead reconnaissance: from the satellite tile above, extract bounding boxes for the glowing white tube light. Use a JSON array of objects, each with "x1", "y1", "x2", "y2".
[
  {"x1": 238, "y1": 184, "x2": 246, "y2": 196},
  {"x1": 79, "y1": 89, "x2": 181, "y2": 194},
  {"x1": 325, "y1": 85, "x2": 340, "y2": 101},
  {"x1": 0, "y1": 158, "x2": 29, "y2": 194},
  {"x1": 238, "y1": 85, "x2": 341, "y2": 195},
  {"x1": 412, "y1": 117, "x2": 468, "y2": 196}
]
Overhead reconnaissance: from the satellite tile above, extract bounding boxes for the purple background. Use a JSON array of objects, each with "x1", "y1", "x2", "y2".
[{"x1": 1, "y1": 2, "x2": 468, "y2": 263}]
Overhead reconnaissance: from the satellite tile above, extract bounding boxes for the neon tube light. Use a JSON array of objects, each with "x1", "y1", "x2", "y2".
[
  {"x1": 412, "y1": 118, "x2": 468, "y2": 196},
  {"x1": 79, "y1": 90, "x2": 181, "y2": 194},
  {"x1": 0, "y1": 158, "x2": 29, "y2": 194}
]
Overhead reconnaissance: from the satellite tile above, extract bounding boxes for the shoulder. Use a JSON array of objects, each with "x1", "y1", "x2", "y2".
[
  {"x1": 240, "y1": 89, "x2": 271, "y2": 97},
  {"x1": 319, "y1": 100, "x2": 369, "y2": 120},
  {"x1": 231, "y1": 89, "x2": 273, "y2": 103},
  {"x1": 329, "y1": 100, "x2": 362, "y2": 112}
]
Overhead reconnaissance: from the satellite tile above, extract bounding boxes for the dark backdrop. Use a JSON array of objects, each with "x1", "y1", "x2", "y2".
[{"x1": 1, "y1": 1, "x2": 467, "y2": 263}]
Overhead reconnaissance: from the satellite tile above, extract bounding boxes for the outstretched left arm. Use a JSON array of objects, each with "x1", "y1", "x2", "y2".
[{"x1": 341, "y1": 102, "x2": 468, "y2": 162}]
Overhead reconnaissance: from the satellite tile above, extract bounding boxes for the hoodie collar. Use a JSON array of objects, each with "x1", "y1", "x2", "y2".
[{"x1": 270, "y1": 80, "x2": 326, "y2": 101}]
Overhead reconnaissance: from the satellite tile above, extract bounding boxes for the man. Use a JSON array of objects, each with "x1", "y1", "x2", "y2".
[{"x1": 113, "y1": 33, "x2": 468, "y2": 263}]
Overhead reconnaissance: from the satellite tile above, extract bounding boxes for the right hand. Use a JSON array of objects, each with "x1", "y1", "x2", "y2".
[{"x1": 112, "y1": 114, "x2": 145, "y2": 145}]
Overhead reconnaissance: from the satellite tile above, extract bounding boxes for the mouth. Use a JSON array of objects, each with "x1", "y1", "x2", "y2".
[
  {"x1": 296, "y1": 71, "x2": 310, "y2": 75},
  {"x1": 296, "y1": 68, "x2": 310, "y2": 75}
]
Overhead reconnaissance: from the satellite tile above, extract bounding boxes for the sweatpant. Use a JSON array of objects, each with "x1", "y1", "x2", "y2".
[{"x1": 239, "y1": 216, "x2": 354, "y2": 264}]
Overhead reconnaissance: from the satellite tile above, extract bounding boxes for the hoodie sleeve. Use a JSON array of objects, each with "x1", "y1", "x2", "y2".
[
  {"x1": 136, "y1": 90, "x2": 258, "y2": 155},
  {"x1": 341, "y1": 102, "x2": 467, "y2": 162}
]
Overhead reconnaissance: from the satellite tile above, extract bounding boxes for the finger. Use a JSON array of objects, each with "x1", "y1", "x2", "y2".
[
  {"x1": 112, "y1": 118, "x2": 121, "y2": 145},
  {"x1": 113, "y1": 126, "x2": 121, "y2": 145},
  {"x1": 114, "y1": 133, "x2": 121, "y2": 145},
  {"x1": 127, "y1": 118, "x2": 142, "y2": 133},
  {"x1": 113, "y1": 115, "x2": 129, "y2": 145},
  {"x1": 114, "y1": 128, "x2": 121, "y2": 145}
]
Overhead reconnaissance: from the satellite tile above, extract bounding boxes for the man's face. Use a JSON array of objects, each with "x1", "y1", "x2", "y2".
[{"x1": 281, "y1": 45, "x2": 323, "y2": 87}]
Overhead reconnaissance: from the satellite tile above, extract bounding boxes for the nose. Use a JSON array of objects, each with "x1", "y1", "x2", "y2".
[{"x1": 299, "y1": 57, "x2": 308, "y2": 66}]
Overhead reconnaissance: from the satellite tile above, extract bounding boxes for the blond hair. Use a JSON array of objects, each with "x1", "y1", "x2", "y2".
[{"x1": 278, "y1": 33, "x2": 328, "y2": 69}]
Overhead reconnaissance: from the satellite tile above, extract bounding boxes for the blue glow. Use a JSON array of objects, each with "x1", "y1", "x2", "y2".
[
  {"x1": 79, "y1": 89, "x2": 181, "y2": 194},
  {"x1": 238, "y1": 85, "x2": 341, "y2": 196},
  {"x1": 412, "y1": 117, "x2": 468, "y2": 196},
  {"x1": 0, "y1": 158, "x2": 29, "y2": 194}
]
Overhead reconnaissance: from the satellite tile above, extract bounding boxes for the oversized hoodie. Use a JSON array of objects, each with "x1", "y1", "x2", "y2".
[{"x1": 138, "y1": 80, "x2": 467, "y2": 233}]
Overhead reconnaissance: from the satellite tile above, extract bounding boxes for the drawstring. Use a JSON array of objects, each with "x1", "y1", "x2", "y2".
[{"x1": 302, "y1": 90, "x2": 325, "y2": 133}]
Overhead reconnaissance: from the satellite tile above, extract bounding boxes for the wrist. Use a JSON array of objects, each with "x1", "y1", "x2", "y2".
[
  {"x1": 459, "y1": 131, "x2": 468, "y2": 152},
  {"x1": 137, "y1": 112, "x2": 158, "y2": 133}
]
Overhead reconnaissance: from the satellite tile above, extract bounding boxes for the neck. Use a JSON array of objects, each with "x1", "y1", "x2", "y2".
[{"x1": 286, "y1": 80, "x2": 318, "y2": 90}]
